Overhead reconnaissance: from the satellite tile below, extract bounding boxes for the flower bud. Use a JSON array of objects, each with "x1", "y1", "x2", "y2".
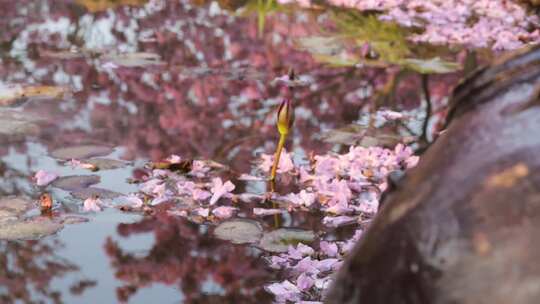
[{"x1": 277, "y1": 98, "x2": 294, "y2": 135}]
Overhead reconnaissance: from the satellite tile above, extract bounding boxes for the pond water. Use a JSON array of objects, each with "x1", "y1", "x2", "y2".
[{"x1": 1, "y1": 0, "x2": 535, "y2": 303}]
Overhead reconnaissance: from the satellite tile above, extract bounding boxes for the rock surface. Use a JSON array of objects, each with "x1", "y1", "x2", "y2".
[{"x1": 327, "y1": 45, "x2": 540, "y2": 304}]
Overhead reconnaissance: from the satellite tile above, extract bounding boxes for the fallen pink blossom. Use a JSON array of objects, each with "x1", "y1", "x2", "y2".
[
  {"x1": 166, "y1": 154, "x2": 182, "y2": 163},
  {"x1": 259, "y1": 149, "x2": 295, "y2": 174},
  {"x1": 294, "y1": 257, "x2": 319, "y2": 275},
  {"x1": 270, "y1": 255, "x2": 290, "y2": 269},
  {"x1": 322, "y1": 215, "x2": 357, "y2": 227},
  {"x1": 34, "y1": 170, "x2": 58, "y2": 186},
  {"x1": 209, "y1": 178, "x2": 235, "y2": 205},
  {"x1": 286, "y1": 190, "x2": 316, "y2": 208},
  {"x1": 190, "y1": 160, "x2": 210, "y2": 177},
  {"x1": 192, "y1": 188, "x2": 211, "y2": 201},
  {"x1": 316, "y1": 258, "x2": 341, "y2": 272},
  {"x1": 378, "y1": 109, "x2": 405, "y2": 120},
  {"x1": 139, "y1": 178, "x2": 163, "y2": 195},
  {"x1": 265, "y1": 280, "x2": 302, "y2": 303},
  {"x1": 121, "y1": 194, "x2": 144, "y2": 208},
  {"x1": 319, "y1": 241, "x2": 339, "y2": 257},
  {"x1": 287, "y1": 243, "x2": 315, "y2": 260},
  {"x1": 212, "y1": 206, "x2": 237, "y2": 219},
  {"x1": 193, "y1": 207, "x2": 209, "y2": 217},
  {"x1": 253, "y1": 208, "x2": 283, "y2": 216},
  {"x1": 83, "y1": 197, "x2": 103, "y2": 212},
  {"x1": 296, "y1": 273, "x2": 315, "y2": 291}
]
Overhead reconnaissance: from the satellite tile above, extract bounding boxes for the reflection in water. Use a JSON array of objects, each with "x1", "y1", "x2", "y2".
[
  {"x1": 0, "y1": 239, "x2": 93, "y2": 303},
  {"x1": 105, "y1": 211, "x2": 273, "y2": 303}
]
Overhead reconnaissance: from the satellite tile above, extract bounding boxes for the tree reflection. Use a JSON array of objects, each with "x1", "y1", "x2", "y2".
[
  {"x1": 105, "y1": 211, "x2": 274, "y2": 303},
  {"x1": 0, "y1": 239, "x2": 93, "y2": 304}
]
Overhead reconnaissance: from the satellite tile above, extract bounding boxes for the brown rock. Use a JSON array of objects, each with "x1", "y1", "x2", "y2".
[{"x1": 327, "y1": 45, "x2": 540, "y2": 304}]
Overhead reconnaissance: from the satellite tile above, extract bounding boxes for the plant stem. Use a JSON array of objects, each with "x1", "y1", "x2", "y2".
[
  {"x1": 270, "y1": 134, "x2": 287, "y2": 181},
  {"x1": 420, "y1": 74, "x2": 432, "y2": 144}
]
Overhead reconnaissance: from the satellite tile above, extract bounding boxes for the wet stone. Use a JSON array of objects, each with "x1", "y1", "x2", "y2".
[
  {"x1": 84, "y1": 158, "x2": 128, "y2": 170},
  {"x1": 0, "y1": 218, "x2": 63, "y2": 240},
  {"x1": 52, "y1": 175, "x2": 101, "y2": 191},
  {"x1": 214, "y1": 218, "x2": 264, "y2": 244},
  {"x1": 259, "y1": 228, "x2": 316, "y2": 253},
  {"x1": 70, "y1": 187, "x2": 123, "y2": 200},
  {"x1": 0, "y1": 196, "x2": 34, "y2": 218},
  {"x1": 50, "y1": 145, "x2": 114, "y2": 160}
]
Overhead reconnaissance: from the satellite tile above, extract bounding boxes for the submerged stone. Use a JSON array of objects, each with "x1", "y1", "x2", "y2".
[
  {"x1": 259, "y1": 228, "x2": 316, "y2": 253},
  {"x1": 214, "y1": 218, "x2": 263, "y2": 244}
]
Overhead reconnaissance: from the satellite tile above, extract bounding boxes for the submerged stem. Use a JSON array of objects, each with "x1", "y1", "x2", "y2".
[{"x1": 270, "y1": 134, "x2": 287, "y2": 181}]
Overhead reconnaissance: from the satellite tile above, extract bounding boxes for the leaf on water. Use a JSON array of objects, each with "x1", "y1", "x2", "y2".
[
  {"x1": 0, "y1": 109, "x2": 40, "y2": 136},
  {"x1": 0, "y1": 84, "x2": 68, "y2": 107},
  {"x1": 70, "y1": 187, "x2": 123, "y2": 200},
  {"x1": 259, "y1": 228, "x2": 316, "y2": 253},
  {"x1": 0, "y1": 197, "x2": 33, "y2": 219},
  {"x1": 50, "y1": 145, "x2": 114, "y2": 160},
  {"x1": 401, "y1": 57, "x2": 461, "y2": 74},
  {"x1": 84, "y1": 158, "x2": 128, "y2": 170},
  {"x1": 319, "y1": 124, "x2": 403, "y2": 147},
  {"x1": 76, "y1": 0, "x2": 148, "y2": 12},
  {"x1": 214, "y1": 219, "x2": 263, "y2": 244},
  {"x1": 0, "y1": 218, "x2": 63, "y2": 240},
  {"x1": 146, "y1": 159, "x2": 193, "y2": 173},
  {"x1": 101, "y1": 52, "x2": 164, "y2": 67},
  {"x1": 52, "y1": 175, "x2": 101, "y2": 191}
]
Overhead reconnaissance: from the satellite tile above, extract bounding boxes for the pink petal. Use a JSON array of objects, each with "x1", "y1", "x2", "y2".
[
  {"x1": 258, "y1": 149, "x2": 295, "y2": 173},
  {"x1": 323, "y1": 215, "x2": 357, "y2": 227},
  {"x1": 192, "y1": 188, "x2": 211, "y2": 201},
  {"x1": 212, "y1": 206, "x2": 237, "y2": 219},
  {"x1": 122, "y1": 195, "x2": 144, "y2": 208},
  {"x1": 34, "y1": 170, "x2": 58, "y2": 186},
  {"x1": 320, "y1": 241, "x2": 339, "y2": 257},
  {"x1": 296, "y1": 273, "x2": 315, "y2": 291},
  {"x1": 83, "y1": 197, "x2": 102, "y2": 212},
  {"x1": 193, "y1": 207, "x2": 209, "y2": 217},
  {"x1": 253, "y1": 208, "x2": 283, "y2": 216},
  {"x1": 209, "y1": 178, "x2": 235, "y2": 205},
  {"x1": 166, "y1": 154, "x2": 182, "y2": 163}
]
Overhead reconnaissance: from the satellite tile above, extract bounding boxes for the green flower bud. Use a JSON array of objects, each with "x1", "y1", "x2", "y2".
[{"x1": 277, "y1": 98, "x2": 294, "y2": 135}]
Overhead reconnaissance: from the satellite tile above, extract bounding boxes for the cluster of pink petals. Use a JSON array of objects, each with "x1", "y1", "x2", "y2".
[
  {"x1": 83, "y1": 196, "x2": 104, "y2": 212},
  {"x1": 258, "y1": 149, "x2": 296, "y2": 174},
  {"x1": 287, "y1": 144, "x2": 418, "y2": 220},
  {"x1": 130, "y1": 161, "x2": 238, "y2": 220},
  {"x1": 280, "y1": 0, "x2": 540, "y2": 50},
  {"x1": 265, "y1": 230, "x2": 363, "y2": 303}
]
